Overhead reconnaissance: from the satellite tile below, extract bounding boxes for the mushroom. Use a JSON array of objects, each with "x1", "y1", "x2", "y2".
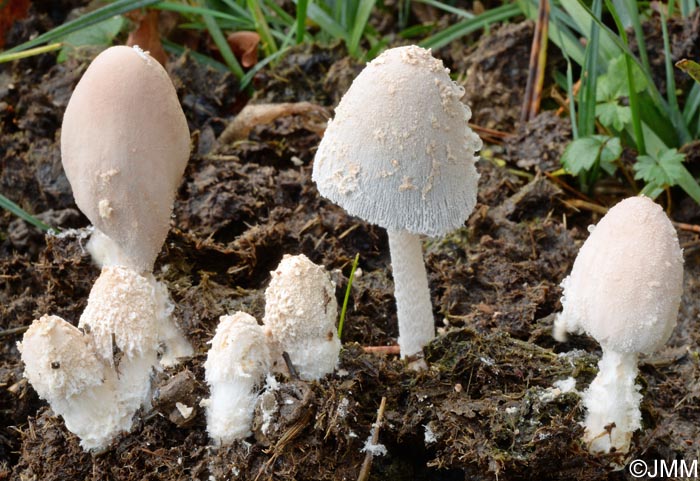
[
  {"x1": 553, "y1": 196, "x2": 684, "y2": 453},
  {"x1": 18, "y1": 315, "x2": 123, "y2": 450},
  {"x1": 18, "y1": 45, "x2": 192, "y2": 450},
  {"x1": 262, "y1": 254, "x2": 340, "y2": 380},
  {"x1": 312, "y1": 45, "x2": 481, "y2": 361},
  {"x1": 60, "y1": 45, "x2": 190, "y2": 274},
  {"x1": 60, "y1": 44, "x2": 192, "y2": 364},
  {"x1": 204, "y1": 312, "x2": 271, "y2": 446}
]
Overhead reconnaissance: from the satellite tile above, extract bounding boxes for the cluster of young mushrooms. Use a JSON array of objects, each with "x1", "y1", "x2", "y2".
[{"x1": 17, "y1": 44, "x2": 685, "y2": 459}]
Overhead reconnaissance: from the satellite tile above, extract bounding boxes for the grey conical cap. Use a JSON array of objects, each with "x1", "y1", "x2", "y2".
[{"x1": 312, "y1": 45, "x2": 481, "y2": 237}]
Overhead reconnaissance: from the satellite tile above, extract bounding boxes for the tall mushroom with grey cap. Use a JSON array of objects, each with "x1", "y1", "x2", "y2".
[
  {"x1": 60, "y1": 45, "x2": 192, "y2": 365},
  {"x1": 312, "y1": 45, "x2": 481, "y2": 361},
  {"x1": 553, "y1": 196, "x2": 683, "y2": 454}
]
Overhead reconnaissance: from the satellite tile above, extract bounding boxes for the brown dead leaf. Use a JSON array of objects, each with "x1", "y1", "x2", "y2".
[
  {"x1": 226, "y1": 31, "x2": 260, "y2": 68},
  {"x1": 219, "y1": 102, "x2": 330, "y2": 144},
  {"x1": 126, "y1": 10, "x2": 167, "y2": 66},
  {"x1": 0, "y1": 0, "x2": 30, "y2": 48}
]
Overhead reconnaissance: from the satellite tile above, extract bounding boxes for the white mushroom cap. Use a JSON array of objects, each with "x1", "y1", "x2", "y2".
[
  {"x1": 61, "y1": 45, "x2": 190, "y2": 273},
  {"x1": 78, "y1": 265, "x2": 162, "y2": 366},
  {"x1": 18, "y1": 315, "x2": 106, "y2": 402},
  {"x1": 204, "y1": 312, "x2": 271, "y2": 445},
  {"x1": 204, "y1": 312, "x2": 271, "y2": 385},
  {"x1": 312, "y1": 45, "x2": 481, "y2": 237},
  {"x1": 556, "y1": 196, "x2": 684, "y2": 354},
  {"x1": 263, "y1": 254, "x2": 340, "y2": 380}
]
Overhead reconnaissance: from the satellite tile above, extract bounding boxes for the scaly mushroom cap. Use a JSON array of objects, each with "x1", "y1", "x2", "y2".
[
  {"x1": 78, "y1": 266, "x2": 162, "y2": 366},
  {"x1": 558, "y1": 196, "x2": 684, "y2": 353},
  {"x1": 61, "y1": 45, "x2": 190, "y2": 272},
  {"x1": 263, "y1": 254, "x2": 340, "y2": 380},
  {"x1": 312, "y1": 45, "x2": 481, "y2": 237},
  {"x1": 18, "y1": 315, "x2": 105, "y2": 401},
  {"x1": 204, "y1": 312, "x2": 271, "y2": 385}
]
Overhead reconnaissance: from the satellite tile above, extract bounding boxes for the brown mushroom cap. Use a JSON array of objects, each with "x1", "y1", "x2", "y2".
[
  {"x1": 312, "y1": 45, "x2": 481, "y2": 237},
  {"x1": 61, "y1": 46, "x2": 190, "y2": 272}
]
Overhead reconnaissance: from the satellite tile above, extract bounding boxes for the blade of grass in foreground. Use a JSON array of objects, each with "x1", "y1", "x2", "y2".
[
  {"x1": 0, "y1": 194, "x2": 52, "y2": 232},
  {"x1": 348, "y1": 0, "x2": 376, "y2": 58},
  {"x1": 247, "y1": 0, "x2": 278, "y2": 56},
  {"x1": 605, "y1": 0, "x2": 645, "y2": 154},
  {"x1": 0, "y1": 43, "x2": 62, "y2": 64},
  {"x1": 577, "y1": 0, "x2": 601, "y2": 139},
  {"x1": 420, "y1": 3, "x2": 520, "y2": 50},
  {"x1": 201, "y1": 9, "x2": 245, "y2": 80},
  {"x1": 337, "y1": 253, "x2": 360, "y2": 340},
  {"x1": 2, "y1": 0, "x2": 161, "y2": 55},
  {"x1": 660, "y1": 9, "x2": 689, "y2": 145},
  {"x1": 295, "y1": 0, "x2": 309, "y2": 44}
]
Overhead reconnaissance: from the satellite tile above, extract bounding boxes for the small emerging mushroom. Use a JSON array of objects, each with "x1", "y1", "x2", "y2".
[
  {"x1": 262, "y1": 254, "x2": 340, "y2": 380},
  {"x1": 312, "y1": 45, "x2": 481, "y2": 361},
  {"x1": 553, "y1": 196, "x2": 684, "y2": 453},
  {"x1": 204, "y1": 312, "x2": 271, "y2": 446},
  {"x1": 18, "y1": 315, "x2": 122, "y2": 450}
]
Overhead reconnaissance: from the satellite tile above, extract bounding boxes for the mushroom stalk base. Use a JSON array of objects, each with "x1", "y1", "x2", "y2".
[
  {"x1": 582, "y1": 350, "x2": 642, "y2": 454},
  {"x1": 387, "y1": 230, "x2": 435, "y2": 359}
]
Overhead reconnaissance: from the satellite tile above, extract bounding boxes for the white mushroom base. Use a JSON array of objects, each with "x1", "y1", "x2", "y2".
[
  {"x1": 582, "y1": 350, "x2": 642, "y2": 453},
  {"x1": 387, "y1": 230, "x2": 435, "y2": 360},
  {"x1": 204, "y1": 381, "x2": 258, "y2": 446}
]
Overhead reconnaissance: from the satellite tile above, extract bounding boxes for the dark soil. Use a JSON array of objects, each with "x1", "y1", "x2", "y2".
[{"x1": 1, "y1": 4, "x2": 700, "y2": 481}]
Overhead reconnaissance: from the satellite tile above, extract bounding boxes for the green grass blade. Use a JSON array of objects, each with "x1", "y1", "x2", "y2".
[
  {"x1": 604, "y1": 0, "x2": 645, "y2": 154},
  {"x1": 303, "y1": 1, "x2": 349, "y2": 41},
  {"x1": 660, "y1": 10, "x2": 688, "y2": 145},
  {"x1": 622, "y1": 0, "x2": 651, "y2": 76},
  {"x1": 560, "y1": 0, "x2": 617, "y2": 61},
  {"x1": 201, "y1": 10, "x2": 245, "y2": 80},
  {"x1": 219, "y1": 0, "x2": 252, "y2": 19},
  {"x1": 3, "y1": 0, "x2": 161, "y2": 55},
  {"x1": 0, "y1": 194, "x2": 52, "y2": 232},
  {"x1": 247, "y1": 0, "x2": 278, "y2": 56},
  {"x1": 677, "y1": 164, "x2": 700, "y2": 203},
  {"x1": 156, "y1": 2, "x2": 250, "y2": 26},
  {"x1": 683, "y1": 83, "x2": 700, "y2": 136},
  {"x1": 552, "y1": 13, "x2": 578, "y2": 138},
  {"x1": 337, "y1": 253, "x2": 360, "y2": 340},
  {"x1": 348, "y1": 0, "x2": 376, "y2": 58},
  {"x1": 577, "y1": 0, "x2": 601, "y2": 138},
  {"x1": 420, "y1": 3, "x2": 520, "y2": 50},
  {"x1": 0, "y1": 43, "x2": 62, "y2": 64},
  {"x1": 161, "y1": 38, "x2": 229, "y2": 72},
  {"x1": 413, "y1": 0, "x2": 474, "y2": 19},
  {"x1": 240, "y1": 44, "x2": 291, "y2": 89},
  {"x1": 296, "y1": 0, "x2": 309, "y2": 44},
  {"x1": 572, "y1": 0, "x2": 687, "y2": 143}
]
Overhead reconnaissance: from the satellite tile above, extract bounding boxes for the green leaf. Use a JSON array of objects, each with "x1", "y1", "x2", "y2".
[
  {"x1": 561, "y1": 135, "x2": 621, "y2": 175},
  {"x1": 676, "y1": 59, "x2": 700, "y2": 84},
  {"x1": 57, "y1": 16, "x2": 124, "y2": 62},
  {"x1": 596, "y1": 101, "x2": 631, "y2": 131},
  {"x1": 632, "y1": 148, "x2": 700, "y2": 203}
]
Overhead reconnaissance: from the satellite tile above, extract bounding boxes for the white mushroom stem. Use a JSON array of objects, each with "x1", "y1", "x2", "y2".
[
  {"x1": 387, "y1": 230, "x2": 435, "y2": 359},
  {"x1": 582, "y1": 350, "x2": 641, "y2": 454},
  {"x1": 204, "y1": 312, "x2": 270, "y2": 446}
]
